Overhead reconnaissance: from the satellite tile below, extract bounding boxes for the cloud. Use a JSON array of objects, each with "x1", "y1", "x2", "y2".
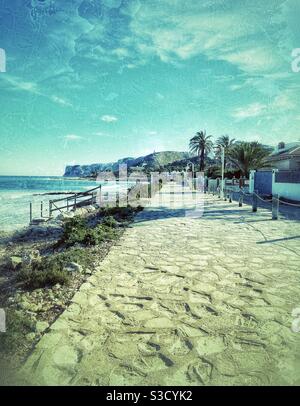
[
  {"x1": 101, "y1": 115, "x2": 118, "y2": 122},
  {"x1": 51, "y1": 95, "x2": 73, "y2": 107},
  {"x1": 92, "y1": 132, "x2": 111, "y2": 137},
  {"x1": 127, "y1": 1, "x2": 289, "y2": 76},
  {"x1": 231, "y1": 88, "x2": 298, "y2": 122},
  {"x1": 232, "y1": 103, "x2": 267, "y2": 119},
  {"x1": 64, "y1": 134, "x2": 83, "y2": 141},
  {"x1": 1, "y1": 75, "x2": 73, "y2": 107}
]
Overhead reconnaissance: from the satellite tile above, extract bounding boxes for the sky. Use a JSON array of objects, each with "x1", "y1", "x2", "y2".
[{"x1": 0, "y1": 0, "x2": 300, "y2": 175}]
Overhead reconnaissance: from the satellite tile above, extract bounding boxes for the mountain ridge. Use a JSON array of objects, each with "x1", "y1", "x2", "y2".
[{"x1": 64, "y1": 151, "x2": 192, "y2": 177}]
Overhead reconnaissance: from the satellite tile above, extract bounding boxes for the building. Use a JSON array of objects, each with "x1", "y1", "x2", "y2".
[{"x1": 267, "y1": 142, "x2": 300, "y2": 170}]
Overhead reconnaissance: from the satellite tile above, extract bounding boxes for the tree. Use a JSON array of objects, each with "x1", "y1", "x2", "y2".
[
  {"x1": 227, "y1": 141, "x2": 271, "y2": 177},
  {"x1": 215, "y1": 135, "x2": 235, "y2": 169},
  {"x1": 189, "y1": 130, "x2": 213, "y2": 171}
]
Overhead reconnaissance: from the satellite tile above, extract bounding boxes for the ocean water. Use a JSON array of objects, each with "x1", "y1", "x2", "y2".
[{"x1": 0, "y1": 176, "x2": 131, "y2": 233}]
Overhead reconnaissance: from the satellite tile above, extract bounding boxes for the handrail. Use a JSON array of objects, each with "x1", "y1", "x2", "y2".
[
  {"x1": 49, "y1": 185, "x2": 101, "y2": 217},
  {"x1": 50, "y1": 185, "x2": 101, "y2": 203}
]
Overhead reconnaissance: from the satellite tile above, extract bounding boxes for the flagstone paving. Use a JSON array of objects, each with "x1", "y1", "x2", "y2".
[{"x1": 20, "y1": 184, "x2": 300, "y2": 385}]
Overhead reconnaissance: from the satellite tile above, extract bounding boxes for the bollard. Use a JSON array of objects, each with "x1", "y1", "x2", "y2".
[
  {"x1": 272, "y1": 194, "x2": 279, "y2": 220},
  {"x1": 239, "y1": 193, "x2": 243, "y2": 207},
  {"x1": 29, "y1": 202, "x2": 32, "y2": 223},
  {"x1": 252, "y1": 191, "x2": 258, "y2": 212},
  {"x1": 40, "y1": 201, "x2": 43, "y2": 218},
  {"x1": 49, "y1": 201, "x2": 52, "y2": 218},
  {"x1": 229, "y1": 192, "x2": 232, "y2": 203},
  {"x1": 224, "y1": 189, "x2": 227, "y2": 201},
  {"x1": 127, "y1": 188, "x2": 130, "y2": 207}
]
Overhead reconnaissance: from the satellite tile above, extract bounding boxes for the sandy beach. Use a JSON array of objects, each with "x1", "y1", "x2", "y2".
[{"x1": 19, "y1": 183, "x2": 300, "y2": 386}]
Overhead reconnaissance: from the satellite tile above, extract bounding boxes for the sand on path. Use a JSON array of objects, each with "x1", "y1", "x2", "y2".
[{"x1": 20, "y1": 183, "x2": 300, "y2": 385}]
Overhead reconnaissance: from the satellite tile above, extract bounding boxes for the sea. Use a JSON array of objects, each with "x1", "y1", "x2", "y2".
[{"x1": 0, "y1": 176, "x2": 131, "y2": 233}]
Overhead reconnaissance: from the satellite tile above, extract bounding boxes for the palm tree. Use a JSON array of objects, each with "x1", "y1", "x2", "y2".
[
  {"x1": 227, "y1": 141, "x2": 271, "y2": 177},
  {"x1": 189, "y1": 130, "x2": 213, "y2": 171},
  {"x1": 215, "y1": 135, "x2": 235, "y2": 169}
]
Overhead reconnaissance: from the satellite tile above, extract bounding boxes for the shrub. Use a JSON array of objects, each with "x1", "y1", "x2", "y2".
[
  {"x1": 17, "y1": 263, "x2": 70, "y2": 289},
  {"x1": 0, "y1": 308, "x2": 35, "y2": 354},
  {"x1": 60, "y1": 216, "x2": 87, "y2": 246},
  {"x1": 56, "y1": 248, "x2": 94, "y2": 269},
  {"x1": 16, "y1": 247, "x2": 97, "y2": 289},
  {"x1": 60, "y1": 215, "x2": 119, "y2": 247},
  {"x1": 84, "y1": 225, "x2": 118, "y2": 246},
  {"x1": 102, "y1": 215, "x2": 118, "y2": 228}
]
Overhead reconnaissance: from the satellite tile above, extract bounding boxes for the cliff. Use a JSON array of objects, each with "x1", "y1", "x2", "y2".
[{"x1": 64, "y1": 151, "x2": 191, "y2": 177}]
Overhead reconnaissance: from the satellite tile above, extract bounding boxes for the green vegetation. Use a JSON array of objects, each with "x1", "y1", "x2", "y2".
[
  {"x1": 0, "y1": 308, "x2": 35, "y2": 354},
  {"x1": 17, "y1": 258, "x2": 71, "y2": 289},
  {"x1": 15, "y1": 206, "x2": 142, "y2": 290},
  {"x1": 227, "y1": 141, "x2": 271, "y2": 177},
  {"x1": 189, "y1": 130, "x2": 213, "y2": 171},
  {"x1": 59, "y1": 215, "x2": 118, "y2": 247},
  {"x1": 16, "y1": 247, "x2": 97, "y2": 289},
  {"x1": 215, "y1": 135, "x2": 236, "y2": 169}
]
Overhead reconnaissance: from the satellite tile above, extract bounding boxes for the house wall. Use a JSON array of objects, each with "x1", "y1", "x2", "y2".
[
  {"x1": 270, "y1": 157, "x2": 300, "y2": 170},
  {"x1": 272, "y1": 159, "x2": 291, "y2": 170},
  {"x1": 272, "y1": 182, "x2": 300, "y2": 201},
  {"x1": 272, "y1": 170, "x2": 300, "y2": 201},
  {"x1": 290, "y1": 157, "x2": 300, "y2": 170},
  {"x1": 250, "y1": 169, "x2": 300, "y2": 201}
]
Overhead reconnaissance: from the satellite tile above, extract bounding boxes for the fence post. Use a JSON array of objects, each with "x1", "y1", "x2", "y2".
[
  {"x1": 239, "y1": 192, "x2": 243, "y2": 207},
  {"x1": 272, "y1": 194, "x2": 279, "y2": 220},
  {"x1": 29, "y1": 202, "x2": 32, "y2": 223},
  {"x1": 252, "y1": 191, "x2": 258, "y2": 212}
]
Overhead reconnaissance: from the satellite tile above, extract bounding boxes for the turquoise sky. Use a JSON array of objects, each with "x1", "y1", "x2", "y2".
[{"x1": 0, "y1": 0, "x2": 300, "y2": 175}]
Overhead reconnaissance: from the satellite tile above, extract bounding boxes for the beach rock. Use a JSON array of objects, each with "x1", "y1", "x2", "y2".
[
  {"x1": 86, "y1": 205, "x2": 96, "y2": 213},
  {"x1": 18, "y1": 299, "x2": 40, "y2": 312},
  {"x1": 27, "y1": 224, "x2": 63, "y2": 238},
  {"x1": 22, "y1": 250, "x2": 41, "y2": 266},
  {"x1": 26, "y1": 332, "x2": 36, "y2": 341},
  {"x1": 35, "y1": 321, "x2": 49, "y2": 334},
  {"x1": 28, "y1": 225, "x2": 49, "y2": 236},
  {"x1": 9, "y1": 256, "x2": 23, "y2": 270},
  {"x1": 64, "y1": 262, "x2": 83, "y2": 273},
  {"x1": 74, "y1": 208, "x2": 87, "y2": 216},
  {"x1": 48, "y1": 218, "x2": 63, "y2": 226},
  {"x1": 56, "y1": 212, "x2": 75, "y2": 221},
  {"x1": 30, "y1": 218, "x2": 47, "y2": 225}
]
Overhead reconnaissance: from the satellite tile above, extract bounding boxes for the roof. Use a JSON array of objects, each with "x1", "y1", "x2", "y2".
[{"x1": 269, "y1": 142, "x2": 300, "y2": 160}]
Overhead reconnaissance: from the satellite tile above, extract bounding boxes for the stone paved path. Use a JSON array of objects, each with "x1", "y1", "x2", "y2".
[{"x1": 21, "y1": 183, "x2": 300, "y2": 385}]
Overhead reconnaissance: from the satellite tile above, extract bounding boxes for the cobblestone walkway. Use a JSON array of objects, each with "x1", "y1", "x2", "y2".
[{"x1": 21, "y1": 184, "x2": 300, "y2": 385}]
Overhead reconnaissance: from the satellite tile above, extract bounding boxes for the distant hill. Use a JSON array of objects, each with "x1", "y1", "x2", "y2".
[{"x1": 64, "y1": 151, "x2": 192, "y2": 177}]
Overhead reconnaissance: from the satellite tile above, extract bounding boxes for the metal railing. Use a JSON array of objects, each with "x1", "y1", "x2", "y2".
[
  {"x1": 29, "y1": 185, "x2": 102, "y2": 222},
  {"x1": 49, "y1": 185, "x2": 102, "y2": 217}
]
